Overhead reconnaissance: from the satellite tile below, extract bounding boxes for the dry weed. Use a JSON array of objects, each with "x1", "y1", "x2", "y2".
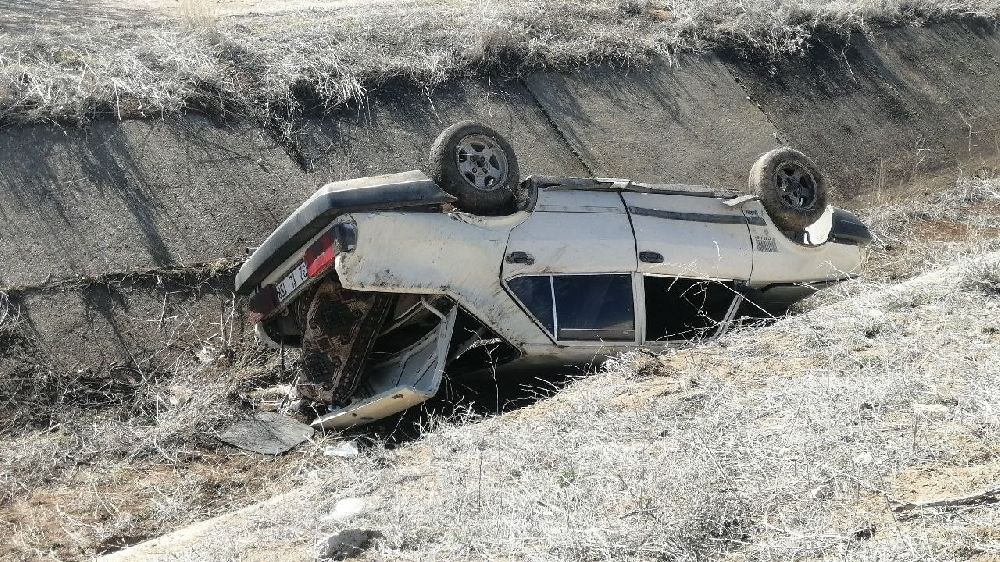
[
  {"x1": 2, "y1": 0, "x2": 999, "y2": 125},
  {"x1": 180, "y1": 0, "x2": 218, "y2": 33},
  {"x1": 859, "y1": 177, "x2": 1000, "y2": 282},
  {"x1": 113, "y1": 250, "x2": 1000, "y2": 561}
]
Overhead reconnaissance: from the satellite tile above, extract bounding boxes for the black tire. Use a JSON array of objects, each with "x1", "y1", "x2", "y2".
[
  {"x1": 428, "y1": 121, "x2": 520, "y2": 215},
  {"x1": 749, "y1": 147, "x2": 828, "y2": 233}
]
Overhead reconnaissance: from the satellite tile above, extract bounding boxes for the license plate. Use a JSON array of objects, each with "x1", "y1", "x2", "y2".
[{"x1": 276, "y1": 261, "x2": 309, "y2": 303}]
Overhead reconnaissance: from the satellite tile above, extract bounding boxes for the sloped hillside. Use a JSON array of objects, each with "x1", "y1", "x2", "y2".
[
  {"x1": 99, "y1": 180, "x2": 1000, "y2": 561},
  {"x1": 4, "y1": 0, "x2": 1000, "y2": 125}
]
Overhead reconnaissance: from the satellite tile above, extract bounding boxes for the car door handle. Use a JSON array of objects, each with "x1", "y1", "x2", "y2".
[
  {"x1": 506, "y1": 251, "x2": 535, "y2": 265},
  {"x1": 639, "y1": 251, "x2": 663, "y2": 263}
]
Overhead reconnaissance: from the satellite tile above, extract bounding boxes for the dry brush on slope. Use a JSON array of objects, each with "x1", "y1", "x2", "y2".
[
  {"x1": 279, "y1": 251, "x2": 999, "y2": 561},
  {"x1": 2, "y1": 0, "x2": 1000, "y2": 127},
  {"x1": 94, "y1": 235, "x2": 1000, "y2": 562},
  {"x1": 1, "y1": 177, "x2": 998, "y2": 560}
]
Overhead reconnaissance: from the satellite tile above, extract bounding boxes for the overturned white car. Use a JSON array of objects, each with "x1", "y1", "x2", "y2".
[{"x1": 235, "y1": 121, "x2": 871, "y2": 429}]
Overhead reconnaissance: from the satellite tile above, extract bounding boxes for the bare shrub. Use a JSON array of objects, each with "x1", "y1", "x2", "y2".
[
  {"x1": 180, "y1": 0, "x2": 218, "y2": 33},
  {"x1": 859, "y1": 177, "x2": 1000, "y2": 282},
  {"x1": 961, "y1": 253, "x2": 1000, "y2": 295},
  {"x1": 0, "y1": 291, "x2": 16, "y2": 331}
]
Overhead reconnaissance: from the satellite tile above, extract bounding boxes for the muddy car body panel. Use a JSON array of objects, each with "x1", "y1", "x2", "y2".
[
  {"x1": 314, "y1": 304, "x2": 457, "y2": 429},
  {"x1": 336, "y1": 209, "x2": 543, "y2": 346},
  {"x1": 238, "y1": 171, "x2": 869, "y2": 428}
]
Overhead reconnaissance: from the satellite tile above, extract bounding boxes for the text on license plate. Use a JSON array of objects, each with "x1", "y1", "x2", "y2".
[{"x1": 276, "y1": 261, "x2": 309, "y2": 302}]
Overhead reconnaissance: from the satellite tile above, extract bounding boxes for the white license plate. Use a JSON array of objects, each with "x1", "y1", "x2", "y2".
[{"x1": 276, "y1": 261, "x2": 309, "y2": 302}]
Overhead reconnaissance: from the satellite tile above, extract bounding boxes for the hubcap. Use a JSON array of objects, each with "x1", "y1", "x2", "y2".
[
  {"x1": 456, "y1": 134, "x2": 508, "y2": 191},
  {"x1": 775, "y1": 163, "x2": 818, "y2": 211}
]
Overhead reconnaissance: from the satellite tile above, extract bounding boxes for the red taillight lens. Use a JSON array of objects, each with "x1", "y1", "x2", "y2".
[{"x1": 304, "y1": 230, "x2": 336, "y2": 278}]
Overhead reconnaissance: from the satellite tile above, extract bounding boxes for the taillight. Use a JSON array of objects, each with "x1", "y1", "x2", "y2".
[
  {"x1": 305, "y1": 223, "x2": 356, "y2": 278},
  {"x1": 305, "y1": 230, "x2": 336, "y2": 278}
]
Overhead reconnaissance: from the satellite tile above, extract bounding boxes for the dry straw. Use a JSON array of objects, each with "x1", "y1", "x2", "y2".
[{"x1": 2, "y1": 0, "x2": 1000, "y2": 125}]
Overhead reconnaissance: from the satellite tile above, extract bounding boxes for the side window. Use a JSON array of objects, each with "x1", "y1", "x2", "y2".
[
  {"x1": 507, "y1": 274, "x2": 635, "y2": 342},
  {"x1": 553, "y1": 275, "x2": 635, "y2": 341},
  {"x1": 507, "y1": 276, "x2": 554, "y2": 334},
  {"x1": 644, "y1": 276, "x2": 737, "y2": 341}
]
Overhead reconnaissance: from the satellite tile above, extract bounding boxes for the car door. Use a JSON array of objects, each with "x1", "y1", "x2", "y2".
[
  {"x1": 501, "y1": 189, "x2": 639, "y2": 344},
  {"x1": 621, "y1": 192, "x2": 753, "y2": 281},
  {"x1": 312, "y1": 304, "x2": 458, "y2": 429},
  {"x1": 503, "y1": 189, "x2": 637, "y2": 275},
  {"x1": 621, "y1": 192, "x2": 751, "y2": 346}
]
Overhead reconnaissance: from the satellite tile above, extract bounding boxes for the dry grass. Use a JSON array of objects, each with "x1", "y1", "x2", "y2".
[
  {"x1": 90, "y1": 182, "x2": 1000, "y2": 561},
  {"x1": 0, "y1": 264, "x2": 304, "y2": 560},
  {"x1": 1, "y1": 0, "x2": 999, "y2": 127},
  {"x1": 855, "y1": 176, "x2": 1000, "y2": 283},
  {"x1": 340, "y1": 251, "x2": 1000, "y2": 561},
  {"x1": 1, "y1": 177, "x2": 997, "y2": 560}
]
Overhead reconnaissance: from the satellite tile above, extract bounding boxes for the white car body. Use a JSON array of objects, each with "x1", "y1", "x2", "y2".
[{"x1": 237, "y1": 171, "x2": 869, "y2": 428}]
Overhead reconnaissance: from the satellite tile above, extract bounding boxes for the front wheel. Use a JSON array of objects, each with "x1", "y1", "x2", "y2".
[
  {"x1": 427, "y1": 121, "x2": 520, "y2": 215},
  {"x1": 749, "y1": 147, "x2": 828, "y2": 233}
]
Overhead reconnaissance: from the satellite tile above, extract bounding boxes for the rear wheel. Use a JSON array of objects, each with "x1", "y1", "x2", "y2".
[
  {"x1": 749, "y1": 147, "x2": 828, "y2": 233},
  {"x1": 428, "y1": 121, "x2": 520, "y2": 215}
]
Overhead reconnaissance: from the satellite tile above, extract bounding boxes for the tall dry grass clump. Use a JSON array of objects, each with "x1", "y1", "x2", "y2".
[
  {"x1": 2, "y1": 0, "x2": 1000, "y2": 125},
  {"x1": 180, "y1": 0, "x2": 218, "y2": 32}
]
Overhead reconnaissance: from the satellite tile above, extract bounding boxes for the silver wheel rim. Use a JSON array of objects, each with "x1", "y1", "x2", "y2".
[
  {"x1": 456, "y1": 134, "x2": 508, "y2": 192},
  {"x1": 775, "y1": 163, "x2": 818, "y2": 211}
]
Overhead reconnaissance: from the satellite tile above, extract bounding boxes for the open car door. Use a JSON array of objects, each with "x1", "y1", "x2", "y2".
[{"x1": 312, "y1": 303, "x2": 457, "y2": 429}]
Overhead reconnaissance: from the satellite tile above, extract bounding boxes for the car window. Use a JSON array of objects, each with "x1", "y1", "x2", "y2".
[
  {"x1": 507, "y1": 274, "x2": 635, "y2": 342},
  {"x1": 644, "y1": 276, "x2": 737, "y2": 341},
  {"x1": 507, "y1": 275, "x2": 554, "y2": 334},
  {"x1": 553, "y1": 275, "x2": 635, "y2": 341}
]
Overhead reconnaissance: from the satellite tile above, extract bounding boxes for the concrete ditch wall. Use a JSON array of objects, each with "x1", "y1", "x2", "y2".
[
  {"x1": 725, "y1": 19, "x2": 1000, "y2": 198},
  {"x1": 2, "y1": 19, "x2": 999, "y2": 380}
]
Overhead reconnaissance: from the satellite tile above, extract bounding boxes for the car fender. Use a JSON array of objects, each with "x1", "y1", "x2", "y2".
[{"x1": 744, "y1": 202, "x2": 865, "y2": 286}]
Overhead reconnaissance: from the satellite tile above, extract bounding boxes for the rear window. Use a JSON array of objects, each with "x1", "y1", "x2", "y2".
[{"x1": 507, "y1": 274, "x2": 635, "y2": 342}]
